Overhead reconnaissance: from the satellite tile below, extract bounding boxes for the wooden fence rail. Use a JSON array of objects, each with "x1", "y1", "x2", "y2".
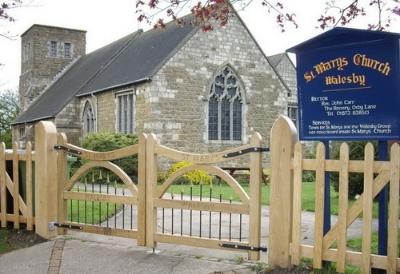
[{"x1": 269, "y1": 116, "x2": 400, "y2": 273}]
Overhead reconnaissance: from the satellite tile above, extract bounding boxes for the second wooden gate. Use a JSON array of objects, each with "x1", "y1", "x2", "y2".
[
  {"x1": 55, "y1": 133, "x2": 146, "y2": 246},
  {"x1": 53, "y1": 130, "x2": 264, "y2": 259}
]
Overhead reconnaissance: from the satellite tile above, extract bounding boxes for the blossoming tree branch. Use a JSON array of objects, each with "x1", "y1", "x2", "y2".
[{"x1": 136, "y1": 0, "x2": 400, "y2": 31}]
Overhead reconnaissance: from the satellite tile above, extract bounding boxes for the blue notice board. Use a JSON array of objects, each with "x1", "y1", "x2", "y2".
[{"x1": 287, "y1": 28, "x2": 400, "y2": 141}]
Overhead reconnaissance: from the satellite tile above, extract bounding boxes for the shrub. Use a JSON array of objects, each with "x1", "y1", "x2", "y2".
[
  {"x1": 302, "y1": 142, "x2": 317, "y2": 183},
  {"x1": 165, "y1": 161, "x2": 212, "y2": 185},
  {"x1": 234, "y1": 174, "x2": 250, "y2": 185},
  {"x1": 330, "y1": 141, "x2": 377, "y2": 198},
  {"x1": 0, "y1": 130, "x2": 12, "y2": 148},
  {"x1": 302, "y1": 171, "x2": 315, "y2": 183},
  {"x1": 78, "y1": 132, "x2": 139, "y2": 183}
]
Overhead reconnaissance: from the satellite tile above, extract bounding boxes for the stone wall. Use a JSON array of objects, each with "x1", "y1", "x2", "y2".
[
  {"x1": 54, "y1": 97, "x2": 81, "y2": 145},
  {"x1": 135, "y1": 83, "x2": 153, "y2": 135},
  {"x1": 144, "y1": 15, "x2": 295, "y2": 157},
  {"x1": 274, "y1": 54, "x2": 297, "y2": 106},
  {"x1": 95, "y1": 92, "x2": 114, "y2": 133},
  {"x1": 69, "y1": 15, "x2": 297, "y2": 167}
]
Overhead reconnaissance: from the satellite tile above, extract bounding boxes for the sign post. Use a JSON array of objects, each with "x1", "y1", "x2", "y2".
[
  {"x1": 378, "y1": 141, "x2": 388, "y2": 257},
  {"x1": 322, "y1": 140, "x2": 331, "y2": 236}
]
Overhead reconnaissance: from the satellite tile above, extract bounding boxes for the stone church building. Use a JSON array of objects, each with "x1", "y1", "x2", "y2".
[{"x1": 12, "y1": 13, "x2": 297, "y2": 154}]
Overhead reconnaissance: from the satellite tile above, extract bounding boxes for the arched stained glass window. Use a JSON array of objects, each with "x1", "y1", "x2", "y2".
[
  {"x1": 208, "y1": 66, "x2": 243, "y2": 141},
  {"x1": 83, "y1": 101, "x2": 95, "y2": 135}
]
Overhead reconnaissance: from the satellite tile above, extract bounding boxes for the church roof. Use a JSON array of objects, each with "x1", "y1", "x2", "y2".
[
  {"x1": 266, "y1": 52, "x2": 296, "y2": 94},
  {"x1": 266, "y1": 53, "x2": 286, "y2": 68},
  {"x1": 14, "y1": 17, "x2": 197, "y2": 125}
]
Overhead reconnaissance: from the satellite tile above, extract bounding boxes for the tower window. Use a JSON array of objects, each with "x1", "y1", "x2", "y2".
[
  {"x1": 23, "y1": 42, "x2": 30, "y2": 62},
  {"x1": 49, "y1": 41, "x2": 57, "y2": 57},
  {"x1": 64, "y1": 42, "x2": 71, "y2": 58}
]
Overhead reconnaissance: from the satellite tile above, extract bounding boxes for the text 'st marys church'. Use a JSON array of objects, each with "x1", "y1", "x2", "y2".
[{"x1": 12, "y1": 14, "x2": 297, "y2": 155}]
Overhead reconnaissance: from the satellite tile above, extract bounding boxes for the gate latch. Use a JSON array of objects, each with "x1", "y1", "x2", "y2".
[
  {"x1": 54, "y1": 222, "x2": 83, "y2": 230},
  {"x1": 219, "y1": 243, "x2": 267, "y2": 252},
  {"x1": 54, "y1": 145, "x2": 82, "y2": 155},
  {"x1": 223, "y1": 147, "x2": 269, "y2": 158}
]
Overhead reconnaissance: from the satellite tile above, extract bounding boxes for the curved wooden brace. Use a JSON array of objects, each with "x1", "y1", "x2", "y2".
[
  {"x1": 156, "y1": 165, "x2": 249, "y2": 205},
  {"x1": 64, "y1": 143, "x2": 139, "y2": 161},
  {"x1": 155, "y1": 143, "x2": 254, "y2": 164},
  {"x1": 65, "y1": 161, "x2": 137, "y2": 194}
]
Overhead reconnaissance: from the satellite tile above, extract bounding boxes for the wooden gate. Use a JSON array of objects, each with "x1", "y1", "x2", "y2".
[
  {"x1": 55, "y1": 133, "x2": 146, "y2": 246},
  {"x1": 0, "y1": 122, "x2": 264, "y2": 259},
  {"x1": 145, "y1": 133, "x2": 264, "y2": 260},
  {"x1": 269, "y1": 116, "x2": 400, "y2": 273},
  {"x1": 48, "y1": 125, "x2": 264, "y2": 259}
]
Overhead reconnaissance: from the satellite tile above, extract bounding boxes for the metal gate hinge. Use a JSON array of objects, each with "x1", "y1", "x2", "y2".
[
  {"x1": 223, "y1": 147, "x2": 269, "y2": 158},
  {"x1": 219, "y1": 243, "x2": 267, "y2": 252},
  {"x1": 54, "y1": 222, "x2": 83, "y2": 230},
  {"x1": 54, "y1": 145, "x2": 82, "y2": 155}
]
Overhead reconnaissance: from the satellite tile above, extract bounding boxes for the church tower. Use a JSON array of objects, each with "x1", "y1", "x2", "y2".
[{"x1": 19, "y1": 25, "x2": 86, "y2": 111}]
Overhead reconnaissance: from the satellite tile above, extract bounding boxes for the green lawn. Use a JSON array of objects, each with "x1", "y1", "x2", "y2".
[
  {"x1": 166, "y1": 183, "x2": 268, "y2": 203},
  {"x1": 299, "y1": 258, "x2": 361, "y2": 274},
  {"x1": 67, "y1": 200, "x2": 122, "y2": 224},
  {"x1": 309, "y1": 230, "x2": 400, "y2": 274},
  {"x1": 166, "y1": 182, "x2": 379, "y2": 217},
  {"x1": 347, "y1": 229, "x2": 400, "y2": 257}
]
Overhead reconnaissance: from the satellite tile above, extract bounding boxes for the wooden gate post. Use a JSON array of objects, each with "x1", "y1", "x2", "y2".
[
  {"x1": 136, "y1": 133, "x2": 147, "y2": 246},
  {"x1": 145, "y1": 134, "x2": 158, "y2": 248},
  {"x1": 248, "y1": 132, "x2": 263, "y2": 260},
  {"x1": 0, "y1": 143, "x2": 6, "y2": 228},
  {"x1": 269, "y1": 116, "x2": 298, "y2": 267},
  {"x1": 35, "y1": 121, "x2": 58, "y2": 239}
]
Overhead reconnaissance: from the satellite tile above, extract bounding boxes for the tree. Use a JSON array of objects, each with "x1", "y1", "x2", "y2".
[
  {"x1": 0, "y1": 0, "x2": 24, "y2": 67},
  {"x1": 0, "y1": 0, "x2": 23, "y2": 39},
  {"x1": 136, "y1": 0, "x2": 400, "y2": 32},
  {"x1": 330, "y1": 141, "x2": 378, "y2": 199},
  {"x1": 0, "y1": 90, "x2": 19, "y2": 148}
]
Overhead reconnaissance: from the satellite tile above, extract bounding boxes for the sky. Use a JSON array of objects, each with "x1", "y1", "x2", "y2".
[{"x1": 0, "y1": 0, "x2": 399, "y2": 91}]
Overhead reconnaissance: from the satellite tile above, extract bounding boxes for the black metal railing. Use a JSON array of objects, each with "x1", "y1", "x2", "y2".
[
  {"x1": 66, "y1": 170, "x2": 137, "y2": 231},
  {"x1": 158, "y1": 179, "x2": 247, "y2": 242}
]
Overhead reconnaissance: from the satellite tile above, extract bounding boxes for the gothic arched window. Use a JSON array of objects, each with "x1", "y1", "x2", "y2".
[
  {"x1": 208, "y1": 66, "x2": 243, "y2": 141},
  {"x1": 83, "y1": 101, "x2": 95, "y2": 135}
]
